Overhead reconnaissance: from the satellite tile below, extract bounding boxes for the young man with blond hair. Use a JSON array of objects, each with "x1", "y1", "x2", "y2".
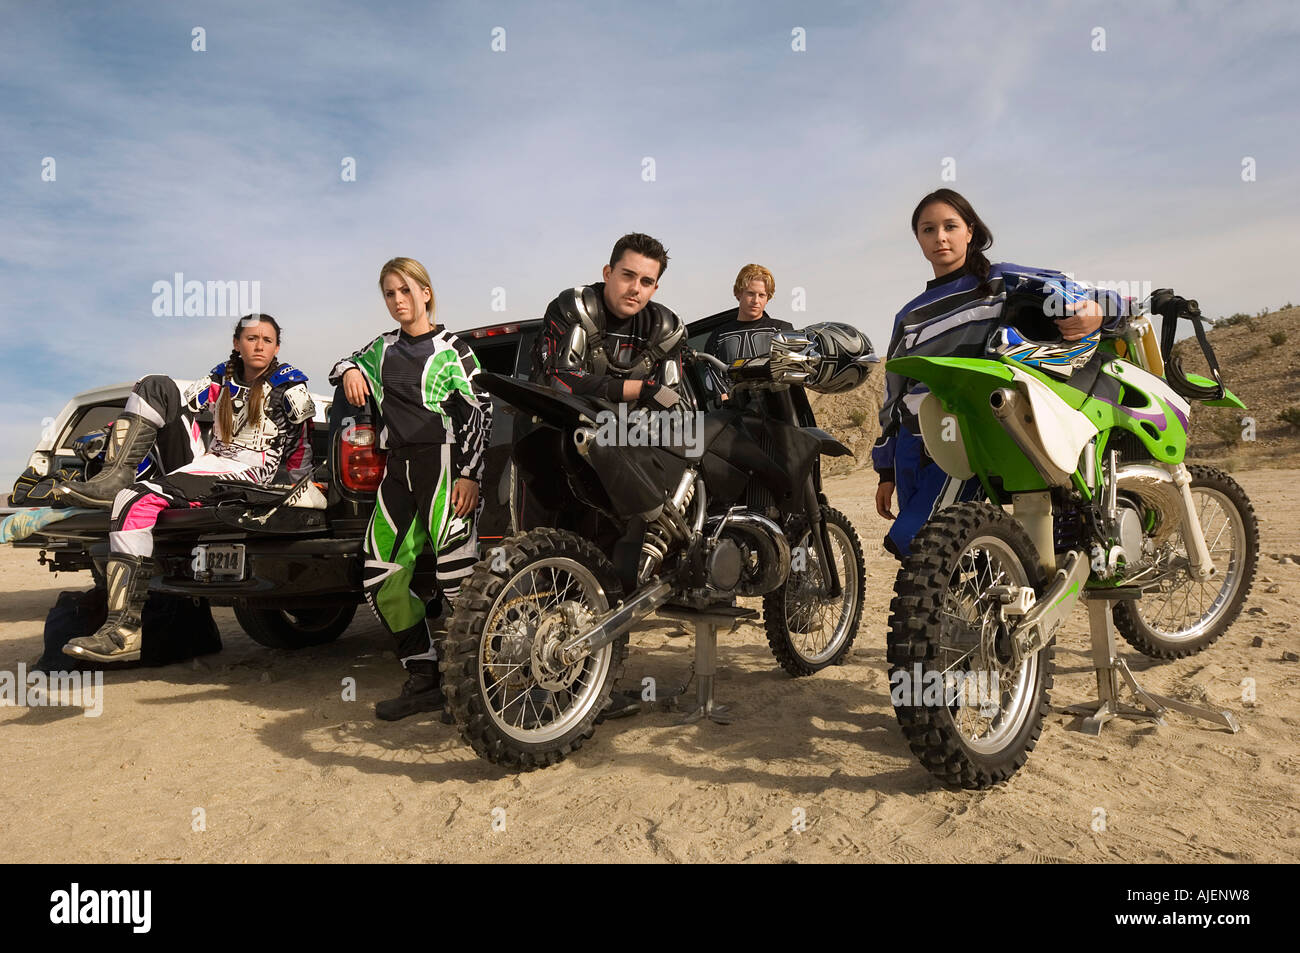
[{"x1": 702, "y1": 263, "x2": 794, "y2": 401}]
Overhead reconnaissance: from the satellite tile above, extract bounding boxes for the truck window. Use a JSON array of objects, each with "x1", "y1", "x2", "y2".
[
  {"x1": 688, "y1": 329, "x2": 714, "y2": 353},
  {"x1": 468, "y1": 340, "x2": 518, "y2": 377},
  {"x1": 57, "y1": 404, "x2": 123, "y2": 453}
]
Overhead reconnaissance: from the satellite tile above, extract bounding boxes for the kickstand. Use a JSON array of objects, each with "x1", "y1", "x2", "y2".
[
  {"x1": 652, "y1": 605, "x2": 756, "y2": 725},
  {"x1": 1066, "y1": 596, "x2": 1239, "y2": 736}
]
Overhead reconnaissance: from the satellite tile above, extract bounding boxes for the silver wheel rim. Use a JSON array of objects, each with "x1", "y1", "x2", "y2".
[
  {"x1": 937, "y1": 535, "x2": 1039, "y2": 755},
  {"x1": 783, "y1": 521, "x2": 859, "y2": 664},
  {"x1": 478, "y1": 556, "x2": 613, "y2": 744},
  {"x1": 1137, "y1": 486, "x2": 1246, "y2": 641}
]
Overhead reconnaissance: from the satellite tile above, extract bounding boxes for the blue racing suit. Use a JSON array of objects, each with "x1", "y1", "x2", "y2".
[{"x1": 871, "y1": 262, "x2": 1129, "y2": 557}]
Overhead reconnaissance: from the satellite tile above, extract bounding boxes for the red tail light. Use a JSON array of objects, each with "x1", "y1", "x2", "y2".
[
  {"x1": 470, "y1": 324, "x2": 519, "y2": 338},
  {"x1": 340, "y1": 424, "x2": 387, "y2": 491}
]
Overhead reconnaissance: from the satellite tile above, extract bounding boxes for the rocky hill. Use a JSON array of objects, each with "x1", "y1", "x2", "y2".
[
  {"x1": 1178, "y1": 305, "x2": 1300, "y2": 470},
  {"x1": 805, "y1": 367, "x2": 886, "y2": 478},
  {"x1": 804, "y1": 303, "x2": 1300, "y2": 477}
]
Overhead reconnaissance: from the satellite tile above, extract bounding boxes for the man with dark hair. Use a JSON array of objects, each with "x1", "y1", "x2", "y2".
[
  {"x1": 532, "y1": 232, "x2": 687, "y2": 410},
  {"x1": 526, "y1": 233, "x2": 691, "y2": 719},
  {"x1": 609, "y1": 232, "x2": 670, "y2": 282}
]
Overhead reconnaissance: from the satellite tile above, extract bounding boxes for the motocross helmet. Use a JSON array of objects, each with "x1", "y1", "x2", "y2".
[
  {"x1": 72, "y1": 429, "x2": 108, "y2": 463},
  {"x1": 72, "y1": 424, "x2": 156, "y2": 479},
  {"x1": 988, "y1": 325, "x2": 1101, "y2": 380},
  {"x1": 770, "y1": 322, "x2": 879, "y2": 394}
]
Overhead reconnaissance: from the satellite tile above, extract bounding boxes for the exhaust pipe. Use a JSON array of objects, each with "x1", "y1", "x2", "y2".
[
  {"x1": 703, "y1": 511, "x2": 791, "y2": 595},
  {"x1": 989, "y1": 388, "x2": 1072, "y2": 487}
]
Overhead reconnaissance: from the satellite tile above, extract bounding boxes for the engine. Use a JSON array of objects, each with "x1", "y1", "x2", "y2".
[
  {"x1": 636, "y1": 469, "x2": 792, "y2": 596},
  {"x1": 703, "y1": 512, "x2": 792, "y2": 596}
]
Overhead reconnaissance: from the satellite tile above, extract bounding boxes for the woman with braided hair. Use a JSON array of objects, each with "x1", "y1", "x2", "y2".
[{"x1": 54, "y1": 314, "x2": 316, "y2": 662}]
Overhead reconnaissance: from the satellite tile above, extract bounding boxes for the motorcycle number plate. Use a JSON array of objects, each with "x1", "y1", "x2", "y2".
[{"x1": 192, "y1": 543, "x2": 246, "y2": 581}]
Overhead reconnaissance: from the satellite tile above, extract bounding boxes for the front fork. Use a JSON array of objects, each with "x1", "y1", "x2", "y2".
[
  {"x1": 1167, "y1": 462, "x2": 1216, "y2": 581},
  {"x1": 803, "y1": 474, "x2": 842, "y2": 600}
]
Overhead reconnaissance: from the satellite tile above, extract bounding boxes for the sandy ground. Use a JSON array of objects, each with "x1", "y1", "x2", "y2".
[{"x1": 1, "y1": 470, "x2": 1297, "y2": 864}]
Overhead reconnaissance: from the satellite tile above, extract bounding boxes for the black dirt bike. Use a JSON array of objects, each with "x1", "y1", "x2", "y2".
[{"x1": 441, "y1": 324, "x2": 878, "y2": 769}]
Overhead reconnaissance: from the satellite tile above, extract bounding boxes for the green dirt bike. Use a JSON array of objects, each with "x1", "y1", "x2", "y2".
[{"x1": 885, "y1": 292, "x2": 1258, "y2": 789}]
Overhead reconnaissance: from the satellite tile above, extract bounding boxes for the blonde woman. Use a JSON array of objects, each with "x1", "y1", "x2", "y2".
[{"x1": 330, "y1": 258, "x2": 493, "y2": 720}]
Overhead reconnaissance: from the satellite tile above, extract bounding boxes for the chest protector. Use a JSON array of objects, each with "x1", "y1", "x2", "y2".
[{"x1": 558, "y1": 286, "x2": 685, "y2": 381}]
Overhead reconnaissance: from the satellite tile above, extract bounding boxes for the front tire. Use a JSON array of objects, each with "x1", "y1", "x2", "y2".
[
  {"x1": 887, "y1": 502, "x2": 1054, "y2": 790},
  {"x1": 1114, "y1": 464, "x2": 1259, "y2": 659},
  {"x1": 763, "y1": 506, "x2": 865, "y2": 676},
  {"x1": 442, "y1": 528, "x2": 627, "y2": 770},
  {"x1": 234, "y1": 603, "x2": 356, "y2": 649}
]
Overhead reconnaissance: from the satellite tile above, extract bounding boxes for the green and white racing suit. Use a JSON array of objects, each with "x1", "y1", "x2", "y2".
[{"x1": 330, "y1": 326, "x2": 493, "y2": 664}]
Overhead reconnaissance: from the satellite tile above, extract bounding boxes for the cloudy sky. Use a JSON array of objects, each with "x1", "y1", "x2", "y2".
[{"x1": 2, "y1": 0, "x2": 1297, "y2": 487}]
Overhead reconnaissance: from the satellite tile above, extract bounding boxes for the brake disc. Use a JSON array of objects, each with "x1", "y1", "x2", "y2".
[{"x1": 530, "y1": 602, "x2": 594, "y2": 692}]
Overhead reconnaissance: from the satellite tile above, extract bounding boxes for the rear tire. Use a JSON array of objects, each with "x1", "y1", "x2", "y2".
[
  {"x1": 1114, "y1": 464, "x2": 1258, "y2": 659},
  {"x1": 887, "y1": 502, "x2": 1054, "y2": 790},
  {"x1": 234, "y1": 603, "x2": 356, "y2": 649}
]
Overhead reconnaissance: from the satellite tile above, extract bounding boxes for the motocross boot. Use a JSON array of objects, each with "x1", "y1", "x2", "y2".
[
  {"x1": 64, "y1": 554, "x2": 153, "y2": 663},
  {"x1": 54, "y1": 413, "x2": 158, "y2": 508},
  {"x1": 595, "y1": 688, "x2": 642, "y2": 723},
  {"x1": 375, "y1": 659, "x2": 454, "y2": 723}
]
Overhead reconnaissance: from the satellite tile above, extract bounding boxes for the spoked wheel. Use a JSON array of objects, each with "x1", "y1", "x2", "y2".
[
  {"x1": 887, "y1": 502, "x2": 1054, "y2": 790},
  {"x1": 442, "y1": 528, "x2": 626, "y2": 770},
  {"x1": 1114, "y1": 464, "x2": 1258, "y2": 659},
  {"x1": 763, "y1": 506, "x2": 866, "y2": 676}
]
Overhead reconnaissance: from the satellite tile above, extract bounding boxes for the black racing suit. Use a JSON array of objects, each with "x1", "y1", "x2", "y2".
[
  {"x1": 531, "y1": 282, "x2": 690, "y2": 404},
  {"x1": 524, "y1": 283, "x2": 690, "y2": 571},
  {"x1": 701, "y1": 309, "x2": 794, "y2": 406}
]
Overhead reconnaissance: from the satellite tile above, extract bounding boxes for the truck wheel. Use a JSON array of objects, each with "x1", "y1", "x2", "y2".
[{"x1": 234, "y1": 603, "x2": 357, "y2": 649}]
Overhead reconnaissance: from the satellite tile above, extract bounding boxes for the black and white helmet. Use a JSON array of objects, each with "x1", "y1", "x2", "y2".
[{"x1": 770, "y1": 322, "x2": 879, "y2": 394}]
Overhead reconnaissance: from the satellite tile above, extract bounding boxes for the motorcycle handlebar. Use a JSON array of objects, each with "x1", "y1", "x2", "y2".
[{"x1": 693, "y1": 350, "x2": 731, "y2": 374}]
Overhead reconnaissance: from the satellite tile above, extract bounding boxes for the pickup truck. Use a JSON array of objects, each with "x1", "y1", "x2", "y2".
[{"x1": 5, "y1": 310, "x2": 742, "y2": 649}]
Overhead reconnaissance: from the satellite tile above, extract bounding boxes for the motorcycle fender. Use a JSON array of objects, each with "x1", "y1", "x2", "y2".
[
  {"x1": 802, "y1": 426, "x2": 852, "y2": 458},
  {"x1": 1009, "y1": 368, "x2": 1098, "y2": 476},
  {"x1": 1189, "y1": 376, "x2": 1246, "y2": 409},
  {"x1": 918, "y1": 392, "x2": 974, "y2": 479}
]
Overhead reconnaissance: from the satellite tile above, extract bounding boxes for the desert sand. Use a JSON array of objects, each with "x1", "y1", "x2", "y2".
[{"x1": 1, "y1": 469, "x2": 1297, "y2": 863}]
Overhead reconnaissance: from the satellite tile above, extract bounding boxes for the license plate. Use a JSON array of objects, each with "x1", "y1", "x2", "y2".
[{"x1": 192, "y1": 543, "x2": 246, "y2": 581}]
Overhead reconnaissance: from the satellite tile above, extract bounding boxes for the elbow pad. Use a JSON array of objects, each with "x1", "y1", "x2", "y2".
[{"x1": 553, "y1": 324, "x2": 589, "y2": 374}]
